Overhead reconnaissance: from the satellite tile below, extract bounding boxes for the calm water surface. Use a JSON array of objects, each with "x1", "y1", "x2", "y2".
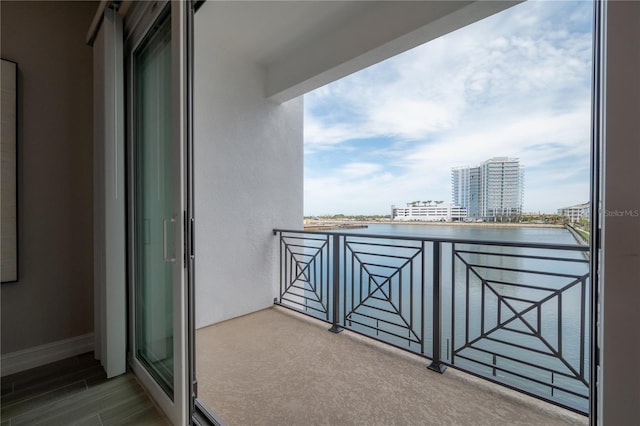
[{"x1": 341, "y1": 223, "x2": 579, "y2": 245}]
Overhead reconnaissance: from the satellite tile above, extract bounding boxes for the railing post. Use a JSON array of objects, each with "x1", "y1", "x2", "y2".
[
  {"x1": 329, "y1": 234, "x2": 343, "y2": 333},
  {"x1": 273, "y1": 230, "x2": 282, "y2": 306},
  {"x1": 428, "y1": 241, "x2": 446, "y2": 373}
]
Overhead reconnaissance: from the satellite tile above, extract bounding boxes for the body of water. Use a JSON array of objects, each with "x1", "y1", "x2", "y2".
[{"x1": 340, "y1": 223, "x2": 580, "y2": 245}]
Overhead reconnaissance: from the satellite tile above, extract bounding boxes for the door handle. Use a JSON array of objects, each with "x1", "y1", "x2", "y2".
[{"x1": 163, "y1": 216, "x2": 177, "y2": 262}]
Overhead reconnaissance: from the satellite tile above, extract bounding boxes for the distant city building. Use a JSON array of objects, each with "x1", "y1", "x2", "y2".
[
  {"x1": 558, "y1": 202, "x2": 589, "y2": 222},
  {"x1": 391, "y1": 203, "x2": 467, "y2": 222},
  {"x1": 451, "y1": 166, "x2": 481, "y2": 217},
  {"x1": 452, "y1": 157, "x2": 524, "y2": 220}
]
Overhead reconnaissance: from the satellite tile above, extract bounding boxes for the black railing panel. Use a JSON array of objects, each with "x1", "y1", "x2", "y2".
[
  {"x1": 273, "y1": 229, "x2": 590, "y2": 414},
  {"x1": 342, "y1": 236, "x2": 427, "y2": 355},
  {"x1": 277, "y1": 232, "x2": 331, "y2": 321},
  {"x1": 448, "y1": 241, "x2": 590, "y2": 412}
]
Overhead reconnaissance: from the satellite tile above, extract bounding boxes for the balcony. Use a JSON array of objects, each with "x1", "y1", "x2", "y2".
[
  {"x1": 197, "y1": 308, "x2": 586, "y2": 425},
  {"x1": 196, "y1": 230, "x2": 590, "y2": 424}
]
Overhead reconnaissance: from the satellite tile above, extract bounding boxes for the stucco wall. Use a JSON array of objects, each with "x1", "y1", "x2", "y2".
[
  {"x1": 194, "y1": 16, "x2": 303, "y2": 328},
  {"x1": 601, "y1": 1, "x2": 640, "y2": 423},
  {"x1": 0, "y1": 1, "x2": 95, "y2": 354}
]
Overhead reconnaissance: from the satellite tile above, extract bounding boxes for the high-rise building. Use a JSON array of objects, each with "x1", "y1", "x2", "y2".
[
  {"x1": 451, "y1": 157, "x2": 524, "y2": 220},
  {"x1": 452, "y1": 166, "x2": 481, "y2": 217}
]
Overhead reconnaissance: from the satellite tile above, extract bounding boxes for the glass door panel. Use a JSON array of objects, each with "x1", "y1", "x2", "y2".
[{"x1": 133, "y1": 10, "x2": 175, "y2": 399}]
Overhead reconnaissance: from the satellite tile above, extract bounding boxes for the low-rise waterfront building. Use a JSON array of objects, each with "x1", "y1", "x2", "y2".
[
  {"x1": 391, "y1": 203, "x2": 467, "y2": 221},
  {"x1": 558, "y1": 202, "x2": 590, "y2": 222}
]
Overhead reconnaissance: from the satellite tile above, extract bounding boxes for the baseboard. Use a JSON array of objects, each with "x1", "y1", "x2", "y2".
[{"x1": 1, "y1": 333, "x2": 94, "y2": 377}]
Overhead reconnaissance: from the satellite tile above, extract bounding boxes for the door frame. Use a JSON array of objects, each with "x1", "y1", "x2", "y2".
[{"x1": 185, "y1": 3, "x2": 225, "y2": 424}]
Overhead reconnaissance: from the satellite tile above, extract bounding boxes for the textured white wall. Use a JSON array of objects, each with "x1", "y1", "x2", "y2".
[{"x1": 194, "y1": 24, "x2": 303, "y2": 328}]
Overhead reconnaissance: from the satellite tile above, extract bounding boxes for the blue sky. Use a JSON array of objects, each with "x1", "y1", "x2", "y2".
[{"x1": 303, "y1": 1, "x2": 593, "y2": 216}]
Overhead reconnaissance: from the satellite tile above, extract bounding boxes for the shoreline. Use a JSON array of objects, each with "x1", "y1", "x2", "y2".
[
  {"x1": 306, "y1": 220, "x2": 565, "y2": 229},
  {"x1": 303, "y1": 224, "x2": 368, "y2": 231},
  {"x1": 565, "y1": 223, "x2": 589, "y2": 246}
]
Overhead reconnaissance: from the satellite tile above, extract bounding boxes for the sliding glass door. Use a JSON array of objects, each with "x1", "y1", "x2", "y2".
[
  {"x1": 134, "y1": 9, "x2": 175, "y2": 397},
  {"x1": 126, "y1": 2, "x2": 188, "y2": 424}
]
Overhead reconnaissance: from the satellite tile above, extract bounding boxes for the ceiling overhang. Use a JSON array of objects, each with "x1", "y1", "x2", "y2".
[{"x1": 199, "y1": 1, "x2": 521, "y2": 102}]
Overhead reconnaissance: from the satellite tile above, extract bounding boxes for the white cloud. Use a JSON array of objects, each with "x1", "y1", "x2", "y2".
[
  {"x1": 338, "y1": 162, "x2": 382, "y2": 179},
  {"x1": 304, "y1": 1, "x2": 593, "y2": 215}
]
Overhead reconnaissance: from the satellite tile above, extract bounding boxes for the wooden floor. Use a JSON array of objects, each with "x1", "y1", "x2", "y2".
[{"x1": 1, "y1": 352, "x2": 169, "y2": 425}]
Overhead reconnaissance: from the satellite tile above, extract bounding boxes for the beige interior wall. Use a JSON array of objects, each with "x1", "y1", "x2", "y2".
[{"x1": 0, "y1": 1, "x2": 96, "y2": 354}]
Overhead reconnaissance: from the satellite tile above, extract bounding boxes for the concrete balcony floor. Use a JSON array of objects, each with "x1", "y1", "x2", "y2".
[{"x1": 196, "y1": 307, "x2": 588, "y2": 426}]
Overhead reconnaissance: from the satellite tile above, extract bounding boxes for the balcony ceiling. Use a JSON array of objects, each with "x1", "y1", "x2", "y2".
[
  {"x1": 197, "y1": 1, "x2": 372, "y2": 67},
  {"x1": 196, "y1": 1, "x2": 519, "y2": 102}
]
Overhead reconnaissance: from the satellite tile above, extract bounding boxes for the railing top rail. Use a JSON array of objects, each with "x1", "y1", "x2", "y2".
[{"x1": 273, "y1": 228, "x2": 589, "y2": 252}]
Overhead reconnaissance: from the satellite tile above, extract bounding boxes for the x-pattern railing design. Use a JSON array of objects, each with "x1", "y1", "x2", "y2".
[
  {"x1": 279, "y1": 233, "x2": 330, "y2": 320},
  {"x1": 342, "y1": 238, "x2": 424, "y2": 351},
  {"x1": 274, "y1": 229, "x2": 590, "y2": 414},
  {"x1": 451, "y1": 245, "x2": 590, "y2": 402}
]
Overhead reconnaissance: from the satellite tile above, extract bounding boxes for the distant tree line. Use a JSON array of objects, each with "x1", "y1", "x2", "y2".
[
  {"x1": 518, "y1": 214, "x2": 569, "y2": 224},
  {"x1": 305, "y1": 212, "x2": 582, "y2": 225},
  {"x1": 406, "y1": 200, "x2": 445, "y2": 207}
]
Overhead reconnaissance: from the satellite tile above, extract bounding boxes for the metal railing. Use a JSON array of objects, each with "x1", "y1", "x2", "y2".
[{"x1": 273, "y1": 228, "x2": 590, "y2": 414}]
